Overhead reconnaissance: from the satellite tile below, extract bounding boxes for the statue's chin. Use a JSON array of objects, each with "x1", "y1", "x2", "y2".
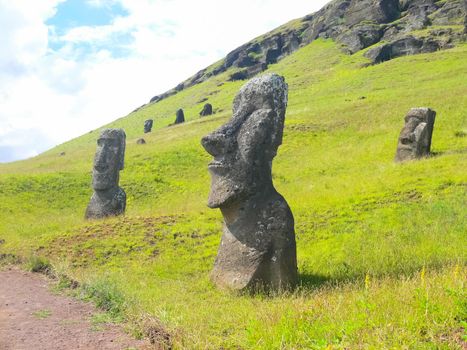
[
  {"x1": 207, "y1": 191, "x2": 230, "y2": 209},
  {"x1": 93, "y1": 181, "x2": 115, "y2": 191},
  {"x1": 92, "y1": 173, "x2": 117, "y2": 191}
]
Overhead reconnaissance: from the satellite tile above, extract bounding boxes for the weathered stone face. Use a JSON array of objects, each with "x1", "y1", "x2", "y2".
[
  {"x1": 144, "y1": 119, "x2": 153, "y2": 133},
  {"x1": 92, "y1": 129, "x2": 125, "y2": 190},
  {"x1": 86, "y1": 129, "x2": 126, "y2": 219},
  {"x1": 201, "y1": 74, "x2": 297, "y2": 292},
  {"x1": 395, "y1": 108, "x2": 436, "y2": 162},
  {"x1": 202, "y1": 74, "x2": 287, "y2": 208}
]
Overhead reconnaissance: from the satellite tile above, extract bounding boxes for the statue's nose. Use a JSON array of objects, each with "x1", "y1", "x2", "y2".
[
  {"x1": 95, "y1": 147, "x2": 107, "y2": 165},
  {"x1": 201, "y1": 132, "x2": 227, "y2": 157}
]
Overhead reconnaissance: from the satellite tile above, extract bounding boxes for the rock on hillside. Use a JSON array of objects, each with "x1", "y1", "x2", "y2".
[{"x1": 148, "y1": 0, "x2": 466, "y2": 104}]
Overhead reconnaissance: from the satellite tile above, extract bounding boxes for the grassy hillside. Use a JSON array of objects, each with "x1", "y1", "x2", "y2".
[{"x1": 0, "y1": 38, "x2": 466, "y2": 349}]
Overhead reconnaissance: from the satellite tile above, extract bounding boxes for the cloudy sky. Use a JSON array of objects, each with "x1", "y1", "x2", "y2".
[{"x1": 0, "y1": 0, "x2": 330, "y2": 163}]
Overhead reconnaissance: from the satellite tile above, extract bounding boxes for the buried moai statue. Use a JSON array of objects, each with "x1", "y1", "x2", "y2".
[
  {"x1": 199, "y1": 103, "x2": 213, "y2": 117},
  {"x1": 144, "y1": 119, "x2": 153, "y2": 133},
  {"x1": 85, "y1": 129, "x2": 126, "y2": 219},
  {"x1": 395, "y1": 108, "x2": 436, "y2": 162},
  {"x1": 174, "y1": 109, "x2": 185, "y2": 124},
  {"x1": 201, "y1": 73, "x2": 298, "y2": 292}
]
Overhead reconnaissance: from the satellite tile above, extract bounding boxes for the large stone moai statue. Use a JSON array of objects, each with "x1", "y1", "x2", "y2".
[
  {"x1": 174, "y1": 109, "x2": 185, "y2": 124},
  {"x1": 395, "y1": 107, "x2": 436, "y2": 162},
  {"x1": 201, "y1": 73, "x2": 298, "y2": 292},
  {"x1": 85, "y1": 129, "x2": 127, "y2": 219},
  {"x1": 144, "y1": 119, "x2": 153, "y2": 133},
  {"x1": 199, "y1": 103, "x2": 213, "y2": 117}
]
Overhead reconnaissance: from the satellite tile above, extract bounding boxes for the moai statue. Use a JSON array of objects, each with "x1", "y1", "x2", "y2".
[
  {"x1": 395, "y1": 107, "x2": 436, "y2": 162},
  {"x1": 174, "y1": 109, "x2": 185, "y2": 124},
  {"x1": 144, "y1": 119, "x2": 153, "y2": 133},
  {"x1": 201, "y1": 73, "x2": 298, "y2": 292},
  {"x1": 199, "y1": 103, "x2": 213, "y2": 117},
  {"x1": 85, "y1": 129, "x2": 126, "y2": 219}
]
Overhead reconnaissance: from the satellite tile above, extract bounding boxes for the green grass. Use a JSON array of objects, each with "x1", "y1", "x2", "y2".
[
  {"x1": 32, "y1": 309, "x2": 52, "y2": 319},
  {"x1": 0, "y1": 39, "x2": 466, "y2": 349}
]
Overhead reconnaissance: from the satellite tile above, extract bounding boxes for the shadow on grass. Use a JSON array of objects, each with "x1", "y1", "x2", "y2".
[
  {"x1": 298, "y1": 272, "x2": 352, "y2": 292},
  {"x1": 430, "y1": 147, "x2": 467, "y2": 157},
  {"x1": 297, "y1": 259, "x2": 461, "y2": 293}
]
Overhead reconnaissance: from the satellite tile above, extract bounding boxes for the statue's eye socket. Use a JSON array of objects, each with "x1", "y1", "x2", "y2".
[
  {"x1": 400, "y1": 136, "x2": 413, "y2": 144},
  {"x1": 109, "y1": 139, "x2": 119, "y2": 148},
  {"x1": 97, "y1": 138, "x2": 119, "y2": 147}
]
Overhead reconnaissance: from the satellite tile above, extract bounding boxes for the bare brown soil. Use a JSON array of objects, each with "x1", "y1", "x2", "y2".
[{"x1": 0, "y1": 267, "x2": 151, "y2": 350}]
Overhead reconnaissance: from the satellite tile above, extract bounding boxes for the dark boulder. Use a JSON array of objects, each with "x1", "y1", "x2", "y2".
[
  {"x1": 174, "y1": 109, "x2": 185, "y2": 124},
  {"x1": 199, "y1": 103, "x2": 213, "y2": 117}
]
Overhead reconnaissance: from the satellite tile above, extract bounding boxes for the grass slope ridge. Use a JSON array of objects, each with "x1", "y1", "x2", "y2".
[{"x1": 0, "y1": 38, "x2": 466, "y2": 348}]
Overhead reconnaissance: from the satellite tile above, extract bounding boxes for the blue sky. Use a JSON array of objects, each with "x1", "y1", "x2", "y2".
[
  {"x1": 0, "y1": 0, "x2": 330, "y2": 163},
  {"x1": 46, "y1": 0, "x2": 132, "y2": 56},
  {"x1": 47, "y1": 0, "x2": 128, "y2": 31}
]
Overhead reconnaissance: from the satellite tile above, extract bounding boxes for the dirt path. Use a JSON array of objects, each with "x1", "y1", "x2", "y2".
[{"x1": 0, "y1": 267, "x2": 151, "y2": 350}]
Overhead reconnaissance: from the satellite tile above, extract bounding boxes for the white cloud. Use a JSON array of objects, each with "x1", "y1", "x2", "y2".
[{"x1": 0, "y1": 0, "x2": 330, "y2": 163}]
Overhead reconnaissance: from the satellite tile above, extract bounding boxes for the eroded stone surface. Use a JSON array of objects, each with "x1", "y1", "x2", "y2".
[
  {"x1": 85, "y1": 129, "x2": 126, "y2": 219},
  {"x1": 201, "y1": 73, "x2": 298, "y2": 292},
  {"x1": 395, "y1": 107, "x2": 436, "y2": 162}
]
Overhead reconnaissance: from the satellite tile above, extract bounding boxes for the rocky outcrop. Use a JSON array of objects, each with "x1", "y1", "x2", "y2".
[
  {"x1": 364, "y1": 35, "x2": 447, "y2": 63},
  {"x1": 431, "y1": 0, "x2": 465, "y2": 25},
  {"x1": 147, "y1": 0, "x2": 465, "y2": 104}
]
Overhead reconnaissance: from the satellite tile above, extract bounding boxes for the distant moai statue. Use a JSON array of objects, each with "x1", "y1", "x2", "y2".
[
  {"x1": 201, "y1": 73, "x2": 298, "y2": 292},
  {"x1": 199, "y1": 103, "x2": 213, "y2": 117},
  {"x1": 395, "y1": 108, "x2": 436, "y2": 162},
  {"x1": 174, "y1": 109, "x2": 185, "y2": 124},
  {"x1": 144, "y1": 119, "x2": 153, "y2": 133},
  {"x1": 85, "y1": 129, "x2": 126, "y2": 219}
]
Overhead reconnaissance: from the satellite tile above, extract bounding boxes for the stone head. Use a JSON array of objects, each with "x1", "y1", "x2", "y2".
[
  {"x1": 397, "y1": 107, "x2": 435, "y2": 160},
  {"x1": 92, "y1": 128, "x2": 126, "y2": 191},
  {"x1": 201, "y1": 73, "x2": 288, "y2": 208},
  {"x1": 144, "y1": 119, "x2": 153, "y2": 133}
]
